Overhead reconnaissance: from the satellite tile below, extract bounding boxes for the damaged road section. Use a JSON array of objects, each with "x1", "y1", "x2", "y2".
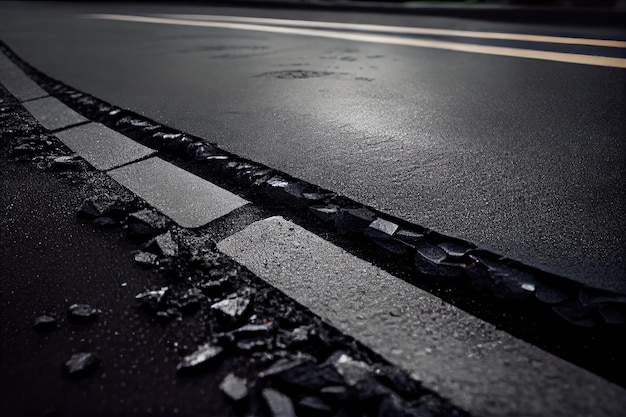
[{"x1": 1, "y1": 83, "x2": 466, "y2": 416}]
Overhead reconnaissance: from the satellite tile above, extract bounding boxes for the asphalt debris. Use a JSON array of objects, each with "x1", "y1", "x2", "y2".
[
  {"x1": 220, "y1": 373, "x2": 249, "y2": 402},
  {"x1": 64, "y1": 352, "x2": 100, "y2": 377},
  {"x1": 67, "y1": 303, "x2": 101, "y2": 323},
  {"x1": 33, "y1": 315, "x2": 58, "y2": 331}
]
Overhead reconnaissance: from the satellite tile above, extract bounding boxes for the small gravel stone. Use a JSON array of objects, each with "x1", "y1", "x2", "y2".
[
  {"x1": 33, "y1": 315, "x2": 57, "y2": 331},
  {"x1": 220, "y1": 373, "x2": 249, "y2": 402},
  {"x1": 298, "y1": 396, "x2": 333, "y2": 415},
  {"x1": 146, "y1": 231, "x2": 179, "y2": 257},
  {"x1": 65, "y1": 352, "x2": 100, "y2": 376},
  {"x1": 335, "y1": 208, "x2": 376, "y2": 235},
  {"x1": 134, "y1": 251, "x2": 159, "y2": 267},
  {"x1": 262, "y1": 388, "x2": 296, "y2": 417},
  {"x1": 127, "y1": 209, "x2": 168, "y2": 236},
  {"x1": 176, "y1": 343, "x2": 224, "y2": 374},
  {"x1": 67, "y1": 304, "x2": 101, "y2": 323},
  {"x1": 211, "y1": 295, "x2": 251, "y2": 326},
  {"x1": 50, "y1": 155, "x2": 81, "y2": 170},
  {"x1": 309, "y1": 205, "x2": 339, "y2": 223}
]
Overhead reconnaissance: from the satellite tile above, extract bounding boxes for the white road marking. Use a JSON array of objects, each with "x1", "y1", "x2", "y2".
[
  {"x1": 165, "y1": 13, "x2": 626, "y2": 48},
  {"x1": 108, "y1": 157, "x2": 249, "y2": 228},
  {"x1": 84, "y1": 14, "x2": 626, "y2": 68},
  {"x1": 218, "y1": 216, "x2": 626, "y2": 417}
]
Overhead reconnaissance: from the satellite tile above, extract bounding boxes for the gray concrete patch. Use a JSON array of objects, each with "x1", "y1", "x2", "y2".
[
  {"x1": 108, "y1": 157, "x2": 248, "y2": 228},
  {"x1": 217, "y1": 216, "x2": 626, "y2": 417},
  {"x1": 55, "y1": 122, "x2": 155, "y2": 170},
  {"x1": 22, "y1": 96, "x2": 87, "y2": 131},
  {"x1": 0, "y1": 53, "x2": 48, "y2": 102}
]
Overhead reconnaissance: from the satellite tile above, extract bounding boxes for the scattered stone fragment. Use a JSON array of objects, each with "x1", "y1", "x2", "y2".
[
  {"x1": 33, "y1": 315, "x2": 57, "y2": 331},
  {"x1": 262, "y1": 358, "x2": 344, "y2": 392},
  {"x1": 199, "y1": 278, "x2": 231, "y2": 297},
  {"x1": 93, "y1": 216, "x2": 117, "y2": 228},
  {"x1": 309, "y1": 205, "x2": 339, "y2": 223},
  {"x1": 145, "y1": 231, "x2": 179, "y2": 257},
  {"x1": 126, "y1": 209, "x2": 168, "y2": 237},
  {"x1": 211, "y1": 295, "x2": 252, "y2": 327},
  {"x1": 12, "y1": 143, "x2": 37, "y2": 156},
  {"x1": 414, "y1": 242, "x2": 463, "y2": 277},
  {"x1": 178, "y1": 288, "x2": 204, "y2": 314},
  {"x1": 328, "y1": 352, "x2": 371, "y2": 386},
  {"x1": 298, "y1": 396, "x2": 333, "y2": 415},
  {"x1": 467, "y1": 250, "x2": 503, "y2": 270},
  {"x1": 135, "y1": 287, "x2": 169, "y2": 311},
  {"x1": 134, "y1": 251, "x2": 159, "y2": 267},
  {"x1": 262, "y1": 388, "x2": 297, "y2": 417},
  {"x1": 535, "y1": 284, "x2": 571, "y2": 304},
  {"x1": 231, "y1": 323, "x2": 271, "y2": 339},
  {"x1": 50, "y1": 155, "x2": 81, "y2": 170},
  {"x1": 67, "y1": 304, "x2": 101, "y2": 323},
  {"x1": 438, "y1": 240, "x2": 473, "y2": 258},
  {"x1": 393, "y1": 229, "x2": 426, "y2": 248},
  {"x1": 335, "y1": 208, "x2": 376, "y2": 235},
  {"x1": 77, "y1": 196, "x2": 132, "y2": 221},
  {"x1": 236, "y1": 338, "x2": 268, "y2": 351},
  {"x1": 488, "y1": 266, "x2": 539, "y2": 301},
  {"x1": 552, "y1": 302, "x2": 595, "y2": 328},
  {"x1": 288, "y1": 326, "x2": 310, "y2": 345},
  {"x1": 176, "y1": 343, "x2": 224, "y2": 374},
  {"x1": 367, "y1": 218, "x2": 399, "y2": 237},
  {"x1": 220, "y1": 373, "x2": 249, "y2": 402},
  {"x1": 65, "y1": 352, "x2": 100, "y2": 377}
]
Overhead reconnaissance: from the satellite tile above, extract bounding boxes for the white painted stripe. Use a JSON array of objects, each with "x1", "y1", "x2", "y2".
[
  {"x1": 165, "y1": 13, "x2": 626, "y2": 49},
  {"x1": 23, "y1": 96, "x2": 88, "y2": 131},
  {"x1": 217, "y1": 216, "x2": 626, "y2": 417},
  {"x1": 0, "y1": 53, "x2": 48, "y2": 102},
  {"x1": 55, "y1": 122, "x2": 155, "y2": 171},
  {"x1": 84, "y1": 14, "x2": 626, "y2": 68},
  {"x1": 108, "y1": 157, "x2": 248, "y2": 228}
]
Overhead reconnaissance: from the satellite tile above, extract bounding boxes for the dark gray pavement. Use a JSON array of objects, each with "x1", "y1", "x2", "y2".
[{"x1": 1, "y1": 1, "x2": 624, "y2": 292}]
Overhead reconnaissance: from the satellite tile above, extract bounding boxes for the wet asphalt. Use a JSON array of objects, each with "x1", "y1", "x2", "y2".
[{"x1": 0, "y1": 1, "x2": 624, "y2": 291}]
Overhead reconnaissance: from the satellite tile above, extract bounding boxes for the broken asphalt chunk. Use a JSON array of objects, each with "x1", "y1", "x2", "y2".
[
  {"x1": 126, "y1": 209, "x2": 168, "y2": 237},
  {"x1": 309, "y1": 205, "x2": 339, "y2": 223},
  {"x1": 50, "y1": 155, "x2": 81, "y2": 171},
  {"x1": 145, "y1": 231, "x2": 179, "y2": 257},
  {"x1": 134, "y1": 251, "x2": 159, "y2": 267},
  {"x1": 211, "y1": 295, "x2": 252, "y2": 327},
  {"x1": 176, "y1": 343, "x2": 224, "y2": 374},
  {"x1": 393, "y1": 229, "x2": 425, "y2": 248},
  {"x1": 65, "y1": 352, "x2": 100, "y2": 377},
  {"x1": 67, "y1": 304, "x2": 101, "y2": 323},
  {"x1": 298, "y1": 396, "x2": 333, "y2": 416},
  {"x1": 33, "y1": 315, "x2": 57, "y2": 331},
  {"x1": 414, "y1": 242, "x2": 464, "y2": 277},
  {"x1": 262, "y1": 388, "x2": 297, "y2": 417},
  {"x1": 135, "y1": 287, "x2": 170, "y2": 312},
  {"x1": 335, "y1": 208, "x2": 376, "y2": 235},
  {"x1": 438, "y1": 240, "x2": 474, "y2": 258},
  {"x1": 220, "y1": 373, "x2": 249, "y2": 402}
]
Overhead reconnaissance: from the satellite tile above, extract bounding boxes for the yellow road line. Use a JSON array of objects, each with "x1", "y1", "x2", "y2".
[
  {"x1": 166, "y1": 14, "x2": 626, "y2": 48},
  {"x1": 84, "y1": 14, "x2": 626, "y2": 69}
]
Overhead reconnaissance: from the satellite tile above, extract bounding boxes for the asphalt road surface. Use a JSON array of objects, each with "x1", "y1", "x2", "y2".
[{"x1": 1, "y1": 1, "x2": 624, "y2": 291}]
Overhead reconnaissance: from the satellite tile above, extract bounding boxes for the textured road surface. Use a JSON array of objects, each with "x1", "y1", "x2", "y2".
[{"x1": 1, "y1": 1, "x2": 624, "y2": 291}]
